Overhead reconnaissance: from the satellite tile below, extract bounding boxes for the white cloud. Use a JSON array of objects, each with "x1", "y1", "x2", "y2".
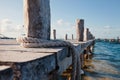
[
  {"x1": 16, "y1": 25, "x2": 23, "y2": 31},
  {"x1": 0, "y1": 19, "x2": 14, "y2": 32},
  {"x1": 56, "y1": 19, "x2": 71, "y2": 26},
  {"x1": 1, "y1": 19, "x2": 12, "y2": 24},
  {"x1": 56, "y1": 19, "x2": 64, "y2": 25},
  {"x1": 104, "y1": 25, "x2": 111, "y2": 29},
  {"x1": 51, "y1": 19, "x2": 76, "y2": 39},
  {"x1": 2, "y1": 18, "x2": 118, "y2": 39},
  {"x1": 89, "y1": 25, "x2": 120, "y2": 39},
  {"x1": 65, "y1": 22, "x2": 71, "y2": 26},
  {"x1": 52, "y1": 20, "x2": 120, "y2": 39},
  {"x1": 0, "y1": 19, "x2": 24, "y2": 38}
]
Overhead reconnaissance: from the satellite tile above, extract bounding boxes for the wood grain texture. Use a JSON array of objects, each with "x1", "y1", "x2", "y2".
[
  {"x1": 76, "y1": 19, "x2": 84, "y2": 41},
  {"x1": 24, "y1": 0, "x2": 50, "y2": 39}
]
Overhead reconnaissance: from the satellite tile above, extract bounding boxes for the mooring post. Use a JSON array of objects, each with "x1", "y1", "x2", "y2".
[
  {"x1": 84, "y1": 28, "x2": 89, "y2": 41},
  {"x1": 89, "y1": 31, "x2": 94, "y2": 40},
  {"x1": 83, "y1": 28, "x2": 90, "y2": 68},
  {"x1": 24, "y1": 0, "x2": 50, "y2": 40},
  {"x1": 22, "y1": 0, "x2": 53, "y2": 79},
  {"x1": 72, "y1": 34, "x2": 74, "y2": 40},
  {"x1": 65, "y1": 34, "x2": 68, "y2": 40},
  {"x1": 53, "y1": 29, "x2": 56, "y2": 40},
  {"x1": 76, "y1": 19, "x2": 84, "y2": 80},
  {"x1": 76, "y1": 19, "x2": 84, "y2": 42},
  {"x1": 83, "y1": 46, "x2": 92, "y2": 61},
  {"x1": 91, "y1": 34, "x2": 94, "y2": 40},
  {"x1": 80, "y1": 53, "x2": 84, "y2": 68},
  {"x1": 89, "y1": 31, "x2": 92, "y2": 40}
]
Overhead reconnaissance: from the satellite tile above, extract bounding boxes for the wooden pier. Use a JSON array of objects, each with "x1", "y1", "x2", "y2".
[
  {"x1": 0, "y1": 0, "x2": 95, "y2": 80},
  {"x1": 0, "y1": 39, "x2": 94, "y2": 80}
]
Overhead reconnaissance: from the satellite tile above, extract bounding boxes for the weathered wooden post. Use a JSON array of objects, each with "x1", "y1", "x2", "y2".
[
  {"x1": 89, "y1": 31, "x2": 94, "y2": 40},
  {"x1": 75, "y1": 19, "x2": 84, "y2": 80},
  {"x1": 84, "y1": 28, "x2": 89, "y2": 41},
  {"x1": 89, "y1": 31, "x2": 92, "y2": 40},
  {"x1": 76, "y1": 19, "x2": 84, "y2": 41},
  {"x1": 83, "y1": 29, "x2": 95, "y2": 65},
  {"x1": 23, "y1": 0, "x2": 72, "y2": 80},
  {"x1": 65, "y1": 34, "x2": 68, "y2": 40},
  {"x1": 24, "y1": 0, "x2": 50, "y2": 40},
  {"x1": 83, "y1": 28, "x2": 91, "y2": 69},
  {"x1": 72, "y1": 34, "x2": 74, "y2": 40},
  {"x1": 53, "y1": 29, "x2": 56, "y2": 40}
]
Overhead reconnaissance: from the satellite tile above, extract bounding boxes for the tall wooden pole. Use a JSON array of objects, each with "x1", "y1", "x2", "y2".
[
  {"x1": 84, "y1": 28, "x2": 89, "y2": 41},
  {"x1": 53, "y1": 29, "x2": 56, "y2": 40},
  {"x1": 76, "y1": 19, "x2": 84, "y2": 41},
  {"x1": 72, "y1": 34, "x2": 74, "y2": 40},
  {"x1": 24, "y1": 0, "x2": 50, "y2": 40},
  {"x1": 65, "y1": 34, "x2": 68, "y2": 40}
]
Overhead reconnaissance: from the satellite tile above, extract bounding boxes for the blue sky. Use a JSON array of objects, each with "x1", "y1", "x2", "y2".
[{"x1": 0, "y1": 0, "x2": 120, "y2": 39}]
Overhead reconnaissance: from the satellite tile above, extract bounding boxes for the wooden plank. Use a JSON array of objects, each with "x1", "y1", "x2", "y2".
[
  {"x1": 0, "y1": 51, "x2": 54, "y2": 62},
  {"x1": 0, "y1": 39, "x2": 94, "y2": 63},
  {"x1": 58, "y1": 56, "x2": 72, "y2": 74},
  {"x1": 0, "y1": 39, "x2": 94, "y2": 80},
  {"x1": 0, "y1": 39, "x2": 18, "y2": 45},
  {"x1": 0, "y1": 45, "x2": 63, "y2": 53},
  {"x1": 0, "y1": 66, "x2": 11, "y2": 71},
  {"x1": 0, "y1": 40, "x2": 64, "y2": 63}
]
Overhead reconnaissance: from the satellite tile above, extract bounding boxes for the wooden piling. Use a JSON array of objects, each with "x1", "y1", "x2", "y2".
[
  {"x1": 88, "y1": 31, "x2": 92, "y2": 40},
  {"x1": 84, "y1": 28, "x2": 89, "y2": 41},
  {"x1": 53, "y1": 29, "x2": 56, "y2": 40},
  {"x1": 65, "y1": 34, "x2": 68, "y2": 40},
  {"x1": 0, "y1": 0, "x2": 96, "y2": 80},
  {"x1": 24, "y1": 0, "x2": 50, "y2": 40},
  {"x1": 76, "y1": 19, "x2": 84, "y2": 41},
  {"x1": 72, "y1": 34, "x2": 74, "y2": 40}
]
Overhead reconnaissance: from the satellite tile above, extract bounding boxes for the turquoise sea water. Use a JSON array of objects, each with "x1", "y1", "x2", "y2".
[
  {"x1": 91, "y1": 41, "x2": 120, "y2": 79},
  {"x1": 94, "y1": 41, "x2": 120, "y2": 71}
]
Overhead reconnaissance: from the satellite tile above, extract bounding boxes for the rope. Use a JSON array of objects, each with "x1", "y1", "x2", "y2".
[
  {"x1": 12, "y1": 64, "x2": 21, "y2": 80},
  {"x1": 17, "y1": 37, "x2": 81, "y2": 80}
]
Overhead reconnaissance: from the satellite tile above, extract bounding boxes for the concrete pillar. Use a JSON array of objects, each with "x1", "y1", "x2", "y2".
[
  {"x1": 53, "y1": 29, "x2": 56, "y2": 40},
  {"x1": 76, "y1": 19, "x2": 84, "y2": 41},
  {"x1": 24, "y1": 0, "x2": 50, "y2": 40},
  {"x1": 84, "y1": 28, "x2": 89, "y2": 41}
]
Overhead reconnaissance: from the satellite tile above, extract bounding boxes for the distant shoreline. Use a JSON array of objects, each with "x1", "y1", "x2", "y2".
[{"x1": 0, "y1": 37, "x2": 15, "y2": 39}]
